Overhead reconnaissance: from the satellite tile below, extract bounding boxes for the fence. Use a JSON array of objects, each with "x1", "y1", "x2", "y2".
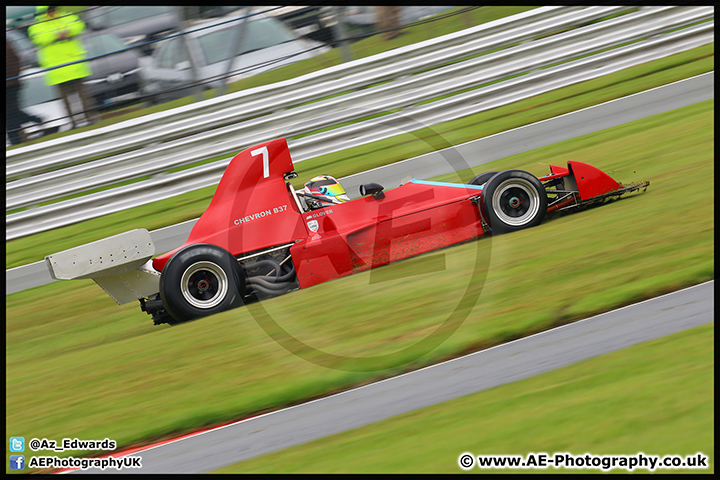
[{"x1": 5, "y1": 6, "x2": 714, "y2": 240}]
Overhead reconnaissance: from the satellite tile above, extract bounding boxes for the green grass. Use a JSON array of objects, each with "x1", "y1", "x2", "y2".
[
  {"x1": 216, "y1": 323, "x2": 714, "y2": 474},
  {"x1": 5, "y1": 99, "x2": 713, "y2": 471},
  {"x1": 5, "y1": 42, "x2": 714, "y2": 269}
]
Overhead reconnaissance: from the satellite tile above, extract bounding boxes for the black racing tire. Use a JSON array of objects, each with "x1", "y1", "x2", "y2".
[
  {"x1": 469, "y1": 171, "x2": 499, "y2": 187},
  {"x1": 482, "y1": 170, "x2": 547, "y2": 234},
  {"x1": 159, "y1": 244, "x2": 246, "y2": 324}
]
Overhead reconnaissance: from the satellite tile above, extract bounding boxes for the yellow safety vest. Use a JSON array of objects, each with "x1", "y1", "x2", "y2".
[{"x1": 28, "y1": 8, "x2": 92, "y2": 85}]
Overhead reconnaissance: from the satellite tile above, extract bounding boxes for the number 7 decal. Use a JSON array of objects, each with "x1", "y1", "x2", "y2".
[{"x1": 251, "y1": 146, "x2": 269, "y2": 178}]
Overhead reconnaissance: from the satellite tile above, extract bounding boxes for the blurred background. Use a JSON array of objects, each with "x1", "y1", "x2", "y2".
[{"x1": 5, "y1": 5, "x2": 460, "y2": 146}]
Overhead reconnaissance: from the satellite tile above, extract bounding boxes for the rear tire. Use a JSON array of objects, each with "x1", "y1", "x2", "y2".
[
  {"x1": 159, "y1": 244, "x2": 246, "y2": 324},
  {"x1": 482, "y1": 170, "x2": 547, "y2": 234}
]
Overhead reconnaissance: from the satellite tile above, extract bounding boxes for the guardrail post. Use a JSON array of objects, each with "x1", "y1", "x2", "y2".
[
  {"x1": 332, "y1": 6, "x2": 352, "y2": 63},
  {"x1": 178, "y1": 6, "x2": 204, "y2": 102},
  {"x1": 217, "y1": 7, "x2": 251, "y2": 97}
]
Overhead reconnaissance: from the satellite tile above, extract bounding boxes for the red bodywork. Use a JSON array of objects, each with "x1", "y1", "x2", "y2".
[
  {"x1": 545, "y1": 162, "x2": 622, "y2": 200},
  {"x1": 153, "y1": 138, "x2": 627, "y2": 289},
  {"x1": 290, "y1": 180, "x2": 486, "y2": 288}
]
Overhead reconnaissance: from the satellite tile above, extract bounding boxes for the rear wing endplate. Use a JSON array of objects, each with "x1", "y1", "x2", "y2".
[{"x1": 45, "y1": 229, "x2": 160, "y2": 305}]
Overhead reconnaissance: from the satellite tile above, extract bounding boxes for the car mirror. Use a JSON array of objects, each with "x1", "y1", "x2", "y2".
[{"x1": 359, "y1": 183, "x2": 385, "y2": 200}]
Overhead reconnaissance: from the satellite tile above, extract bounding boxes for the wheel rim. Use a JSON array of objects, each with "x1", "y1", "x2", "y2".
[
  {"x1": 492, "y1": 178, "x2": 540, "y2": 227},
  {"x1": 180, "y1": 261, "x2": 229, "y2": 309}
]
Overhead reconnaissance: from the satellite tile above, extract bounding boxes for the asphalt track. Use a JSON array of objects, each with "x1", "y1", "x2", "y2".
[
  {"x1": 73, "y1": 280, "x2": 713, "y2": 474},
  {"x1": 6, "y1": 71, "x2": 714, "y2": 295}
]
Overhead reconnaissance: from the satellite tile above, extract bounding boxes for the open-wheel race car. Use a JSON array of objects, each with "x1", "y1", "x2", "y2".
[{"x1": 46, "y1": 138, "x2": 649, "y2": 325}]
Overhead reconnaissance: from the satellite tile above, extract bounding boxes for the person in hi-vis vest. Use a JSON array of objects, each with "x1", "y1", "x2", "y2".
[{"x1": 28, "y1": 6, "x2": 97, "y2": 127}]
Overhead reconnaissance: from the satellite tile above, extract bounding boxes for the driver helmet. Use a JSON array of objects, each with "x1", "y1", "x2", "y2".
[{"x1": 303, "y1": 175, "x2": 350, "y2": 204}]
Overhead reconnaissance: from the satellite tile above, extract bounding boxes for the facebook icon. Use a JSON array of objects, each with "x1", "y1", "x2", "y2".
[{"x1": 10, "y1": 455, "x2": 25, "y2": 470}]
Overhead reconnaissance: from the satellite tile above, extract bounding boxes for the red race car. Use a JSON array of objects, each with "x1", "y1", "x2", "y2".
[{"x1": 46, "y1": 138, "x2": 649, "y2": 325}]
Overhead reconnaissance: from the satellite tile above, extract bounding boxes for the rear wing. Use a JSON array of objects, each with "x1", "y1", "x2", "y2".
[
  {"x1": 43, "y1": 138, "x2": 306, "y2": 304},
  {"x1": 45, "y1": 229, "x2": 160, "y2": 305}
]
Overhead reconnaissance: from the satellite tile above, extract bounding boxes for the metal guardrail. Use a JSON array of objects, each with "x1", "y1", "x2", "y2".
[
  {"x1": 7, "y1": 7, "x2": 612, "y2": 180},
  {"x1": 290, "y1": 22, "x2": 714, "y2": 161},
  {"x1": 6, "y1": 6, "x2": 586, "y2": 167},
  {"x1": 7, "y1": 7, "x2": 705, "y2": 205},
  {"x1": 7, "y1": 7, "x2": 647, "y2": 206},
  {"x1": 5, "y1": 6, "x2": 714, "y2": 240}
]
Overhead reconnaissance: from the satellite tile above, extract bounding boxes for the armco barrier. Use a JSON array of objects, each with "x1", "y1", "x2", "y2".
[{"x1": 5, "y1": 6, "x2": 714, "y2": 240}]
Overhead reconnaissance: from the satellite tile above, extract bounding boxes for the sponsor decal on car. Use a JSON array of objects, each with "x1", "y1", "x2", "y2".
[
  {"x1": 307, "y1": 220, "x2": 319, "y2": 232},
  {"x1": 233, "y1": 205, "x2": 288, "y2": 225},
  {"x1": 306, "y1": 209, "x2": 333, "y2": 220}
]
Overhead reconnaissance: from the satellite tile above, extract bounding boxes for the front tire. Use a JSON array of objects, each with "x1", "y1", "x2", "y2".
[
  {"x1": 159, "y1": 244, "x2": 246, "y2": 324},
  {"x1": 469, "y1": 171, "x2": 498, "y2": 187},
  {"x1": 482, "y1": 170, "x2": 547, "y2": 234}
]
